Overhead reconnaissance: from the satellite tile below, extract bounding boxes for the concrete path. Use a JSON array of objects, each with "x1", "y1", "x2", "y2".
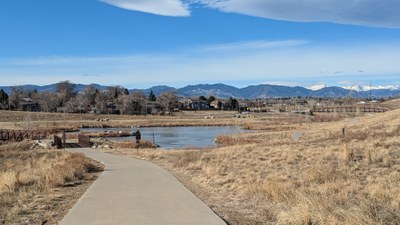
[{"x1": 60, "y1": 148, "x2": 226, "y2": 225}]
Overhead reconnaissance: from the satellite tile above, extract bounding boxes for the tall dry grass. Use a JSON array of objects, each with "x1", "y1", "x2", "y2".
[{"x1": 0, "y1": 141, "x2": 103, "y2": 224}]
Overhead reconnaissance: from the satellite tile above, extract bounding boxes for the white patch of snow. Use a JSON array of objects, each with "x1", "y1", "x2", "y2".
[
  {"x1": 343, "y1": 85, "x2": 400, "y2": 91},
  {"x1": 308, "y1": 84, "x2": 327, "y2": 91}
]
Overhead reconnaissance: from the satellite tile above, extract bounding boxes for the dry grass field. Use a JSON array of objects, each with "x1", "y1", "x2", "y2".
[
  {"x1": 0, "y1": 141, "x2": 103, "y2": 225},
  {"x1": 99, "y1": 109, "x2": 400, "y2": 225},
  {"x1": 1, "y1": 105, "x2": 399, "y2": 225},
  {"x1": 0, "y1": 110, "x2": 241, "y2": 131}
]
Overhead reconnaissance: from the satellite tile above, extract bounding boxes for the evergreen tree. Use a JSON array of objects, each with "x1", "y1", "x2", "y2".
[
  {"x1": 228, "y1": 97, "x2": 239, "y2": 110},
  {"x1": 148, "y1": 90, "x2": 157, "y2": 101},
  {"x1": 123, "y1": 88, "x2": 129, "y2": 95},
  {"x1": 0, "y1": 89, "x2": 9, "y2": 108}
]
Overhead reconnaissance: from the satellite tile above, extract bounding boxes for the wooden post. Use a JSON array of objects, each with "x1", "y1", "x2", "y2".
[
  {"x1": 62, "y1": 131, "x2": 66, "y2": 145},
  {"x1": 135, "y1": 130, "x2": 141, "y2": 153},
  {"x1": 54, "y1": 135, "x2": 62, "y2": 149}
]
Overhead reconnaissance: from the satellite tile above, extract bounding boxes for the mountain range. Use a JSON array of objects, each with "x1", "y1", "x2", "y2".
[{"x1": 1, "y1": 83, "x2": 400, "y2": 99}]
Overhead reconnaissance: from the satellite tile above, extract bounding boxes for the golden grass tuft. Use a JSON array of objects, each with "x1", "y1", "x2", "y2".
[
  {"x1": 342, "y1": 144, "x2": 353, "y2": 164},
  {"x1": 0, "y1": 171, "x2": 18, "y2": 194},
  {"x1": 383, "y1": 156, "x2": 394, "y2": 168},
  {"x1": 366, "y1": 149, "x2": 372, "y2": 165},
  {"x1": 173, "y1": 150, "x2": 203, "y2": 168}
]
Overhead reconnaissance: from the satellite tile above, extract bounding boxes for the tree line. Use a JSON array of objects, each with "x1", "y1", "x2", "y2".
[{"x1": 0, "y1": 81, "x2": 180, "y2": 115}]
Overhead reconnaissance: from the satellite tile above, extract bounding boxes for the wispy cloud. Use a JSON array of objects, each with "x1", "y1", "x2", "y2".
[
  {"x1": 99, "y1": 0, "x2": 190, "y2": 16},
  {"x1": 200, "y1": 40, "x2": 310, "y2": 52},
  {"x1": 107, "y1": 0, "x2": 400, "y2": 28},
  {"x1": 197, "y1": 0, "x2": 400, "y2": 28}
]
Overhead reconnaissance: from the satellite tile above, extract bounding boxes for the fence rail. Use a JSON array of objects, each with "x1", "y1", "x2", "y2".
[
  {"x1": 0, "y1": 129, "x2": 48, "y2": 142},
  {"x1": 1, "y1": 129, "x2": 91, "y2": 149},
  {"x1": 311, "y1": 106, "x2": 389, "y2": 113}
]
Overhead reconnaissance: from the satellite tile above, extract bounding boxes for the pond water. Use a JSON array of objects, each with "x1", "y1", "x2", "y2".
[{"x1": 79, "y1": 126, "x2": 245, "y2": 149}]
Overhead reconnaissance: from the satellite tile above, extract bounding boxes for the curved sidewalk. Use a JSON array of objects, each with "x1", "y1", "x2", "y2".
[{"x1": 60, "y1": 148, "x2": 226, "y2": 225}]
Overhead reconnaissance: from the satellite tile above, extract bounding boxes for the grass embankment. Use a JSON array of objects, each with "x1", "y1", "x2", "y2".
[
  {"x1": 0, "y1": 141, "x2": 103, "y2": 225},
  {"x1": 103, "y1": 109, "x2": 400, "y2": 225}
]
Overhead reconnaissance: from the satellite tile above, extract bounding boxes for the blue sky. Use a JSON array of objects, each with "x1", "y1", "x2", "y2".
[{"x1": 0, "y1": 0, "x2": 400, "y2": 89}]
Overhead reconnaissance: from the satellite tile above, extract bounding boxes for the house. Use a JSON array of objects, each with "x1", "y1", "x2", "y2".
[
  {"x1": 20, "y1": 98, "x2": 39, "y2": 111},
  {"x1": 177, "y1": 98, "x2": 192, "y2": 110},
  {"x1": 191, "y1": 100, "x2": 210, "y2": 110},
  {"x1": 210, "y1": 100, "x2": 221, "y2": 109}
]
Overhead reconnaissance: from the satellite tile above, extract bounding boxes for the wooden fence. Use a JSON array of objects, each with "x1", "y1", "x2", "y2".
[
  {"x1": 1, "y1": 129, "x2": 91, "y2": 149},
  {"x1": 78, "y1": 134, "x2": 91, "y2": 147},
  {"x1": 311, "y1": 106, "x2": 389, "y2": 113},
  {"x1": 0, "y1": 129, "x2": 48, "y2": 142}
]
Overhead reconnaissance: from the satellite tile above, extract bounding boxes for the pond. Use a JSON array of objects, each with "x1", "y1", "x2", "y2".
[{"x1": 79, "y1": 126, "x2": 245, "y2": 149}]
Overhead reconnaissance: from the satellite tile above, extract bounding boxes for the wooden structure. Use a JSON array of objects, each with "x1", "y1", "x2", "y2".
[
  {"x1": 0, "y1": 129, "x2": 91, "y2": 149},
  {"x1": 312, "y1": 106, "x2": 389, "y2": 113},
  {"x1": 78, "y1": 134, "x2": 91, "y2": 147},
  {"x1": 53, "y1": 135, "x2": 63, "y2": 149},
  {"x1": 0, "y1": 129, "x2": 47, "y2": 142},
  {"x1": 55, "y1": 133, "x2": 91, "y2": 148}
]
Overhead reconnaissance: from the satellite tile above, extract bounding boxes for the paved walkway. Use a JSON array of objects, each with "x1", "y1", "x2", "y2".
[{"x1": 60, "y1": 148, "x2": 226, "y2": 225}]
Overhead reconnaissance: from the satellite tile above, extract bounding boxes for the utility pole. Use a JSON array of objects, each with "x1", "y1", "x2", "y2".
[{"x1": 369, "y1": 81, "x2": 372, "y2": 101}]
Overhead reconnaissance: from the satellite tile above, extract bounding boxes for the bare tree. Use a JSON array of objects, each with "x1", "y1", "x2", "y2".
[
  {"x1": 65, "y1": 97, "x2": 80, "y2": 113},
  {"x1": 83, "y1": 85, "x2": 98, "y2": 108},
  {"x1": 95, "y1": 91, "x2": 109, "y2": 114},
  {"x1": 131, "y1": 92, "x2": 146, "y2": 115},
  {"x1": 56, "y1": 80, "x2": 76, "y2": 106},
  {"x1": 107, "y1": 86, "x2": 128, "y2": 99},
  {"x1": 8, "y1": 87, "x2": 23, "y2": 110},
  {"x1": 36, "y1": 91, "x2": 59, "y2": 112},
  {"x1": 158, "y1": 91, "x2": 178, "y2": 115},
  {"x1": 118, "y1": 92, "x2": 146, "y2": 115}
]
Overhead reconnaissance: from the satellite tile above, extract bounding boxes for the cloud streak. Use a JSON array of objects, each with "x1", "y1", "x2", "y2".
[
  {"x1": 198, "y1": 0, "x2": 400, "y2": 28},
  {"x1": 200, "y1": 40, "x2": 310, "y2": 52},
  {"x1": 100, "y1": 0, "x2": 400, "y2": 28},
  {"x1": 100, "y1": 0, "x2": 190, "y2": 16}
]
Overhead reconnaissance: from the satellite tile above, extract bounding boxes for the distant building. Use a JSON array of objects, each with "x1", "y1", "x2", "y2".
[
  {"x1": 191, "y1": 100, "x2": 210, "y2": 110},
  {"x1": 20, "y1": 98, "x2": 39, "y2": 111},
  {"x1": 177, "y1": 98, "x2": 192, "y2": 110},
  {"x1": 210, "y1": 100, "x2": 220, "y2": 109}
]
